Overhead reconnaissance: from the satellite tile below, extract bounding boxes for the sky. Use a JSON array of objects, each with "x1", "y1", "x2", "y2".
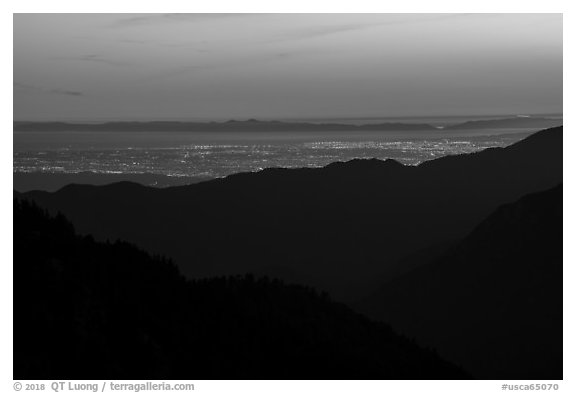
[{"x1": 13, "y1": 13, "x2": 562, "y2": 121}]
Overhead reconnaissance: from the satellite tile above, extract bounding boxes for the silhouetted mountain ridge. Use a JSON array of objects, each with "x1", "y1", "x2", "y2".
[
  {"x1": 16, "y1": 127, "x2": 562, "y2": 302},
  {"x1": 13, "y1": 171, "x2": 210, "y2": 192},
  {"x1": 357, "y1": 185, "x2": 563, "y2": 379},
  {"x1": 14, "y1": 199, "x2": 467, "y2": 379}
]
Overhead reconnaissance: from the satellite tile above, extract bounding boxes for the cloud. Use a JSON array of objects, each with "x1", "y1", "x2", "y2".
[
  {"x1": 271, "y1": 24, "x2": 370, "y2": 42},
  {"x1": 114, "y1": 37, "x2": 212, "y2": 51},
  {"x1": 56, "y1": 54, "x2": 128, "y2": 67},
  {"x1": 264, "y1": 14, "x2": 476, "y2": 44},
  {"x1": 116, "y1": 38, "x2": 149, "y2": 45},
  {"x1": 111, "y1": 13, "x2": 256, "y2": 28},
  {"x1": 14, "y1": 82, "x2": 84, "y2": 97},
  {"x1": 112, "y1": 13, "x2": 188, "y2": 27},
  {"x1": 139, "y1": 47, "x2": 320, "y2": 83},
  {"x1": 49, "y1": 88, "x2": 84, "y2": 97}
]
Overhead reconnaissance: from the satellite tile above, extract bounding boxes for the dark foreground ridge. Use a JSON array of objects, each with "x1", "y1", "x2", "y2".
[
  {"x1": 13, "y1": 127, "x2": 563, "y2": 379},
  {"x1": 17, "y1": 127, "x2": 563, "y2": 302},
  {"x1": 357, "y1": 185, "x2": 563, "y2": 379},
  {"x1": 13, "y1": 200, "x2": 467, "y2": 380},
  {"x1": 13, "y1": 171, "x2": 211, "y2": 193}
]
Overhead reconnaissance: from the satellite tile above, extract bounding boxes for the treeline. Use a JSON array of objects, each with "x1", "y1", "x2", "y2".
[{"x1": 14, "y1": 199, "x2": 467, "y2": 380}]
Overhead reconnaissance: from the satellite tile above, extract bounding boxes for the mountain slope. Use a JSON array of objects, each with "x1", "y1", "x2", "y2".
[
  {"x1": 13, "y1": 200, "x2": 467, "y2": 380},
  {"x1": 13, "y1": 171, "x2": 212, "y2": 192},
  {"x1": 356, "y1": 185, "x2": 563, "y2": 379},
  {"x1": 16, "y1": 127, "x2": 563, "y2": 301}
]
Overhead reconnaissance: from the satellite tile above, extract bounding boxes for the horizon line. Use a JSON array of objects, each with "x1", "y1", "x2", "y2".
[{"x1": 13, "y1": 112, "x2": 564, "y2": 124}]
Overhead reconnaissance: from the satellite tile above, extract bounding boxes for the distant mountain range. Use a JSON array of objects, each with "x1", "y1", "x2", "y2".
[
  {"x1": 444, "y1": 116, "x2": 563, "y2": 130},
  {"x1": 357, "y1": 185, "x2": 562, "y2": 379},
  {"x1": 13, "y1": 116, "x2": 562, "y2": 132}
]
